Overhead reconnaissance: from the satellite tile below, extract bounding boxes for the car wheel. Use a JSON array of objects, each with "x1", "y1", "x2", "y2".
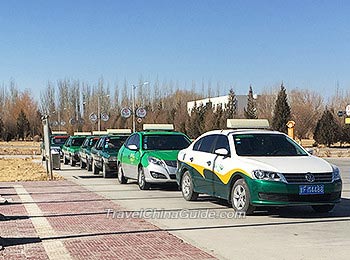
[
  {"x1": 64, "y1": 156, "x2": 69, "y2": 165},
  {"x1": 231, "y1": 179, "x2": 255, "y2": 214},
  {"x1": 138, "y1": 167, "x2": 150, "y2": 190},
  {"x1": 70, "y1": 156, "x2": 76, "y2": 167},
  {"x1": 87, "y1": 160, "x2": 92, "y2": 171},
  {"x1": 181, "y1": 171, "x2": 198, "y2": 201},
  {"x1": 92, "y1": 161, "x2": 99, "y2": 175},
  {"x1": 312, "y1": 204, "x2": 335, "y2": 213},
  {"x1": 80, "y1": 160, "x2": 86, "y2": 169},
  {"x1": 102, "y1": 163, "x2": 109, "y2": 178},
  {"x1": 117, "y1": 163, "x2": 127, "y2": 184}
]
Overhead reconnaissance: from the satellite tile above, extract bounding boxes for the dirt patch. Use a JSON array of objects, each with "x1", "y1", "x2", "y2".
[{"x1": 0, "y1": 158, "x2": 63, "y2": 182}]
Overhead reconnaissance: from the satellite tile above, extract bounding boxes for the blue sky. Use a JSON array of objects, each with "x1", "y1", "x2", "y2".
[{"x1": 1, "y1": 0, "x2": 349, "y2": 99}]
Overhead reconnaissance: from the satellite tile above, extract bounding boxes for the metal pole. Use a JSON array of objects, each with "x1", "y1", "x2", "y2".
[
  {"x1": 98, "y1": 96, "x2": 101, "y2": 131},
  {"x1": 58, "y1": 110, "x2": 61, "y2": 131},
  {"x1": 132, "y1": 85, "x2": 135, "y2": 132}
]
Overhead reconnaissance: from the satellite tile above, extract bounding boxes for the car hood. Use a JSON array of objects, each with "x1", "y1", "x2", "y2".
[
  {"x1": 144, "y1": 150, "x2": 179, "y2": 161},
  {"x1": 241, "y1": 156, "x2": 333, "y2": 173}
]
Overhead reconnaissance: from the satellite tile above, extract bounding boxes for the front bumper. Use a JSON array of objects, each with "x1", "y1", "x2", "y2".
[
  {"x1": 246, "y1": 177, "x2": 342, "y2": 206},
  {"x1": 144, "y1": 164, "x2": 177, "y2": 184}
]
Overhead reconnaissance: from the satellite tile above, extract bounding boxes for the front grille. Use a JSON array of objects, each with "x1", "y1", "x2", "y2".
[
  {"x1": 164, "y1": 160, "x2": 177, "y2": 168},
  {"x1": 169, "y1": 174, "x2": 176, "y2": 180},
  {"x1": 258, "y1": 192, "x2": 341, "y2": 203},
  {"x1": 283, "y1": 172, "x2": 333, "y2": 183}
]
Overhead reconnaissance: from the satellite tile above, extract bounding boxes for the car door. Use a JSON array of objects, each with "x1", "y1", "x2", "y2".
[
  {"x1": 211, "y1": 134, "x2": 232, "y2": 199},
  {"x1": 187, "y1": 134, "x2": 217, "y2": 196},
  {"x1": 120, "y1": 134, "x2": 137, "y2": 178},
  {"x1": 127, "y1": 134, "x2": 141, "y2": 179}
]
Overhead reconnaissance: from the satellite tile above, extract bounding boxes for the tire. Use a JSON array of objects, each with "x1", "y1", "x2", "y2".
[
  {"x1": 117, "y1": 163, "x2": 127, "y2": 184},
  {"x1": 70, "y1": 156, "x2": 76, "y2": 167},
  {"x1": 181, "y1": 171, "x2": 198, "y2": 201},
  {"x1": 64, "y1": 155, "x2": 69, "y2": 165},
  {"x1": 312, "y1": 204, "x2": 335, "y2": 213},
  {"x1": 138, "y1": 167, "x2": 150, "y2": 190},
  {"x1": 80, "y1": 160, "x2": 86, "y2": 169},
  {"x1": 87, "y1": 160, "x2": 92, "y2": 172},
  {"x1": 92, "y1": 161, "x2": 99, "y2": 175},
  {"x1": 102, "y1": 163, "x2": 109, "y2": 178},
  {"x1": 231, "y1": 179, "x2": 255, "y2": 214}
]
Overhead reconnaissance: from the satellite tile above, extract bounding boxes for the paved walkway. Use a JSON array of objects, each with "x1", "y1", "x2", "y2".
[{"x1": 0, "y1": 181, "x2": 216, "y2": 260}]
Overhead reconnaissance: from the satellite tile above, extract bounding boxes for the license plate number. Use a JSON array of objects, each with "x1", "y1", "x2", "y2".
[{"x1": 299, "y1": 185, "x2": 324, "y2": 195}]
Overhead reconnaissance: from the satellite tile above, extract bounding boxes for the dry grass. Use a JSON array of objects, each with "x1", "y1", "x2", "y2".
[
  {"x1": 0, "y1": 141, "x2": 41, "y2": 155},
  {"x1": 0, "y1": 158, "x2": 63, "y2": 182}
]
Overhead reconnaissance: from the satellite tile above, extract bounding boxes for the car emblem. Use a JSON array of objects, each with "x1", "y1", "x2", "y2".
[{"x1": 305, "y1": 173, "x2": 315, "y2": 183}]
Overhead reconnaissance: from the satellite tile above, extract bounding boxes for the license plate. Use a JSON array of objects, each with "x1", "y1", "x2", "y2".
[{"x1": 299, "y1": 185, "x2": 324, "y2": 195}]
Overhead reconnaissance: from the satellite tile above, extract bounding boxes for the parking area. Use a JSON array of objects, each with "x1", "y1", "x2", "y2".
[{"x1": 1, "y1": 158, "x2": 350, "y2": 259}]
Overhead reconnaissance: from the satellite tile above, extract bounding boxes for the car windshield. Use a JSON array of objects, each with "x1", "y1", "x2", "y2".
[
  {"x1": 51, "y1": 137, "x2": 68, "y2": 145},
  {"x1": 105, "y1": 136, "x2": 128, "y2": 150},
  {"x1": 71, "y1": 137, "x2": 85, "y2": 146},
  {"x1": 233, "y1": 133, "x2": 308, "y2": 157},
  {"x1": 143, "y1": 134, "x2": 191, "y2": 150},
  {"x1": 88, "y1": 138, "x2": 99, "y2": 147}
]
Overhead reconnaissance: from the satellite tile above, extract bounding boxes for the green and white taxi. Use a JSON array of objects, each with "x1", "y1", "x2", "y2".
[
  {"x1": 117, "y1": 124, "x2": 191, "y2": 190},
  {"x1": 62, "y1": 132, "x2": 91, "y2": 167},
  {"x1": 176, "y1": 119, "x2": 342, "y2": 214}
]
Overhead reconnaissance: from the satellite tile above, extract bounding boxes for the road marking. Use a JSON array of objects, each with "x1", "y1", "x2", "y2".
[{"x1": 14, "y1": 185, "x2": 72, "y2": 260}]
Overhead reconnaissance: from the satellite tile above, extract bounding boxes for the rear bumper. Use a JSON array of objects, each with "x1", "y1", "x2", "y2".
[{"x1": 246, "y1": 177, "x2": 342, "y2": 206}]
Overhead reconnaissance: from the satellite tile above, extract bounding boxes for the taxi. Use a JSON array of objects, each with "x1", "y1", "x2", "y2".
[
  {"x1": 79, "y1": 135, "x2": 100, "y2": 170},
  {"x1": 117, "y1": 124, "x2": 191, "y2": 190},
  {"x1": 176, "y1": 119, "x2": 342, "y2": 214},
  {"x1": 90, "y1": 129, "x2": 131, "y2": 178},
  {"x1": 62, "y1": 132, "x2": 91, "y2": 166}
]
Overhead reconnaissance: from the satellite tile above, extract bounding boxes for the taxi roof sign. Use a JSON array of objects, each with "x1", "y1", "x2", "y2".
[
  {"x1": 51, "y1": 131, "x2": 68, "y2": 135},
  {"x1": 227, "y1": 119, "x2": 270, "y2": 129},
  {"x1": 143, "y1": 124, "x2": 174, "y2": 131},
  {"x1": 92, "y1": 131, "x2": 108, "y2": 135},
  {"x1": 106, "y1": 129, "x2": 132, "y2": 134},
  {"x1": 73, "y1": 132, "x2": 91, "y2": 136}
]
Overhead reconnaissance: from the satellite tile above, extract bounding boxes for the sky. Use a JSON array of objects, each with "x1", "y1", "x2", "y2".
[{"x1": 1, "y1": 0, "x2": 350, "y2": 100}]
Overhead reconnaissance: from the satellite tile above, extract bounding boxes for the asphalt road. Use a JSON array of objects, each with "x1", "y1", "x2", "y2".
[{"x1": 57, "y1": 158, "x2": 350, "y2": 260}]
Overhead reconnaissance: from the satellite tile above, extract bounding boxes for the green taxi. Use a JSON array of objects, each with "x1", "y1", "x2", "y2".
[
  {"x1": 62, "y1": 132, "x2": 91, "y2": 166},
  {"x1": 90, "y1": 129, "x2": 131, "y2": 178},
  {"x1": 117, "y1": 124, "x2": 191, "y2": 190},
  {"x1": 79, "y1": 135, "x2": 100, "y2": 170}
]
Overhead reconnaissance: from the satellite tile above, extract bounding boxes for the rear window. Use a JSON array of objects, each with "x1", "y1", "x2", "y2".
[{"x1": 71, "y1": 137, "x2": 86, "y2": 146}]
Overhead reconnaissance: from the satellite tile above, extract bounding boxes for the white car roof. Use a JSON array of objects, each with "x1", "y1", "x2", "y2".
[{"x1": 199, "y1": 129, "x2": 284, "y2": 136}]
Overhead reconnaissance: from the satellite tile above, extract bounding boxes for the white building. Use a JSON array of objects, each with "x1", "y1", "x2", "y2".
[{"x1": 187, "y1": 94, "x2": 257, "y2": 115}]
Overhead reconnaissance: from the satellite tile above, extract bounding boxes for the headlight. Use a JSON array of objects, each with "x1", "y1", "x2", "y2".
[
  {"x1": 108, "y1": 156, "x2": 117, "y2": 162},
  {"x1": 148, "y1": 157, "x2": 165, "y2": 167},
  {"x1": 332, "y1": 166, "x2": 341, "y2": 182},
  {"x1": 252, "y1": 170, "x2": 287, "y2": 183}
]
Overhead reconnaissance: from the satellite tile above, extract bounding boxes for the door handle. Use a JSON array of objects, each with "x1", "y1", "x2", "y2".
[
  {"x1": 189, "y1": 157, "x2": 193, "y2": 162},
  {"x1": 206, "y1": 161, "x2": 211, "y2": 166}
]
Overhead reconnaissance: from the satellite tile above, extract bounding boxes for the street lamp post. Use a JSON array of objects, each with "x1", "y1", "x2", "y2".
[
  {"x1": 132, "y1": 82, "x2": 149, "y2": 132},
  {"x1": 97, "y1": 95, "x2": 110, "y2": 131}
]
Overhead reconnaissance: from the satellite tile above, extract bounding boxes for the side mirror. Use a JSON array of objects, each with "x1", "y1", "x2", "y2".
[
  {"x1": 306, "y1": 148, "x2": 314, "y2": 155},
  {"x1": 215, "y1": 148, "x2": 229, "y2": 157},
  {"x1": 127, "y1": 144, "x2": 138, "y2": 151}
]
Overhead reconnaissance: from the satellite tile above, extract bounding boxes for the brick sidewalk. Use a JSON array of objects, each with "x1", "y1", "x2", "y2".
[{"x1": 0, "y1": 181, "x2": 216, "y2": 260}]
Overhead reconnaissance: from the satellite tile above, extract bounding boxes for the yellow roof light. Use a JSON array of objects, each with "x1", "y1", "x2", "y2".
[
  {"x1": 73, "y1": 132, "x2": 91, "y2": 136},
  {"x1": 106, "y1": 129, "x2": 132, "y2": 134},
  {"x1": 143, "y1": 124, "x2": 174, "y2": 131},
  {"x1": 227, "y1": 119, "x2": 270, "y2": 129},
  {"x1": 92, "y1": 131, "x2": 108, "y2": 135}
]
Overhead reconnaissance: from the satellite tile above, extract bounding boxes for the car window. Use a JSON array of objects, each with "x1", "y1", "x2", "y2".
[
  {"x1": 71, "y1": 137, "x2": 85, "y2": 146},
  {"x1": 142, "y1": 134, "x2": 191, "y2": 150},
  {"x1": 213, "y1": 135, "x2": 230, "y2": 154},
  {"x1": 133, "y1": 134, "x2": 140, "y2": 149},
  {"x1": 89, "y1": 138, "x2": 99, "y2": 147},
  {"x1": 105, "y1": 136, "x2": 128, "y2": 150},
  {"x1": 233, "y1": 133, "x2": 308, "y2": 156},
  {"x1": 193, "y1": 135, "x2": 217, "y2": 153},
  {"x1": 95, "y1": 138, "x2": 104, "y2": 149},
  {"x1": 124, "y1": 134, "x2": 136, "y2": 147}
]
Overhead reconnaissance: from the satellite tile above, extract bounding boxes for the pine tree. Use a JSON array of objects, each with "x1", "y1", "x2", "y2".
[
  {"x1": 272, "y1": 83, "x2": 291, "y2": 133},
  {"x1": 314, "y1": 108, "x2": 341, "y2": 147},
  {"x1": 16, "y1": 109, "x2": 30, "y2": 140},
  {"x1": 244, "y1": 85, "x2": 257, "y2": 119},
  {"x1": 226, "y1": 88, "x2": 237, "y2": 119}
]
